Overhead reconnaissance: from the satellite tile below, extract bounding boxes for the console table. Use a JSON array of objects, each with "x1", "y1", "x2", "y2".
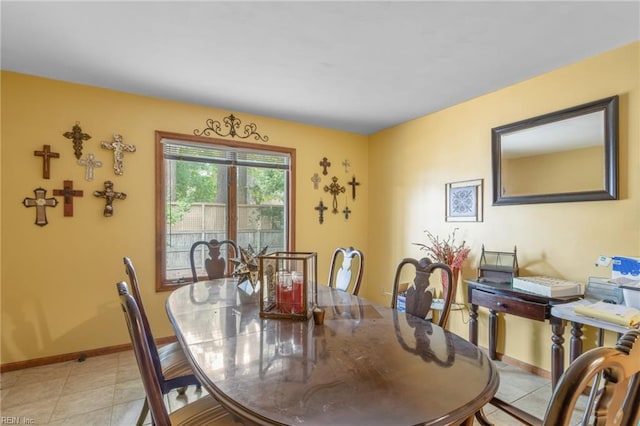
[{"x1": 466, "y1": 280, "x2": 579, "y2": 362}]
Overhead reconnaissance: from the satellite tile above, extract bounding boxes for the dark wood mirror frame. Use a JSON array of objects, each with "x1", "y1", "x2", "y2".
[{"x1": 491, "y1": 95, "x2": 618, "y2": 206}]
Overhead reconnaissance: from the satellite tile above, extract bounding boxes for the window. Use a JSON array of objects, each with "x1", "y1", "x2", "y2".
[{"x1": 155, "y1": 131, "x2": 295, "y2": 291}]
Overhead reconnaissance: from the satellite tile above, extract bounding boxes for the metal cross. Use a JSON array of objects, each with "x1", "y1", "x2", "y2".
[
  {"x1": 101, "y1": 134, "x2": 136, "y2": 175},
  {"x1": 314, "y1": 200, "x2": 328, "y2": 224},
  {"x1": 63, "y1": 122, "x2": 92, "y2": 160},
  {"x1": 343, "y1": 205, "x2": 351, "y2": 220},
  {"x1": 319, "y1": 157, "x2": 331, "y2": 175},
  {"x1": 310, "y1": 173, "x2": 321, "y2": 189},
  {"x1": 23, "y1": 187, "x2": 58, "y2": 226},
  {"x1": 93, "y1": 180, "x2": 127, "y2": 217},
  {"x1": 324, "y1": 176, "x2": 346, "y2": 214},
  {"x1": 348, "y1": 175, "x2": 361, "y2": 200},
  {"x1": 34, "y1": 145, "x2": 60, "y2": 179},
  {"x1": 342, "y1": 159, "x2": 351, "y2": 173},
  {"x1": 53, "y1": 180, "x2": 83, "y2": 217},
  {"x1": 78, "y1": 153, "x2": 103, "y2": 181}
]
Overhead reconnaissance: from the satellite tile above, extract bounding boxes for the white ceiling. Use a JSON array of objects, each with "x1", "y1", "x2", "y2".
[{"x1": 1, "y1": 1, "x2": 638, "y2": 135}]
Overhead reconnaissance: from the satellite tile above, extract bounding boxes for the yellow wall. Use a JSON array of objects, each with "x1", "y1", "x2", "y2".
[
  {"x1": 2, "y1": 42, "x2": 639, "y2": 373},
  {"x1": 0, "y1": 72, "x2": 369, "y2": 364},
  {"x1": 365, "y1": 42, "x2": 639, "y2": 371},
  {"x1": 503, "y1": 145, "x2": 603, "y2": 195}
]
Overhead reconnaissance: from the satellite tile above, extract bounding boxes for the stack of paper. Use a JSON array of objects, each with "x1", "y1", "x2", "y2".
[
  {"x1": 575, "y1": 301, "x2": 640, "y2": 327},
  {"x1": 512, "y1": 276, "x2": 585, "y2": 297}
]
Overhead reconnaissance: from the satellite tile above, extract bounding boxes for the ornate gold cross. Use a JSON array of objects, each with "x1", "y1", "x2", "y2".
[
  {"x1": 63, "y1": 122, "x2": 91, "y2": 159},
  {"x1": 323, "y1": 176, "x2": 345, "y2": 214}
]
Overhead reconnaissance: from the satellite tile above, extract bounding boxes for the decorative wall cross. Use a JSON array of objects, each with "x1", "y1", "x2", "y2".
[
  {"x1": 23, "y1": 187, "x2": 58, "y2": 226},
  {"x1": 323, "y1": 176, "x2": 346, "y2": 214},
  {"x1": 63, "y1": 122, "x2": 92, "y2": 159},
  {"x1": 319, "y1": 157, "x2": 331, "y2": 175},
  {"x1": 348, "y1": 175, "x2": 361, "y2": 200},
  {"x1": 34, "y1": 145, "x2": 60, "y2": 179},
  {"x1": 93, "y1": 180, "x2": 127, "y2": 217},
  {"x1": 78, "y1": 153, "x2": 103, "y2": 181},
  {"x1": 310, "y1": 173, "x2": 321, "y2": 189},
  {"x1": 343, "y1": 205, "x2": 351, "y2": 220},
  {"x1": 342, "y1": 159, "x2": 351, "y2": 173},
  {"x1": 101, "y1": 134, "x2": 136, "y2": 175},
  {"x1": 53, "y1": 180, "x2": 83, "y2": 217},
  {"x1": 314, "y1": 200, "x2": 328, "y2": 224}
]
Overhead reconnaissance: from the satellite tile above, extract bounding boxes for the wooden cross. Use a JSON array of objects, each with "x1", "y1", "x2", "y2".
[
  {"x1": 348, "y1": 175, "x2": 361, "y2": 200},
  {"x1": 93, "y1": 180, "x2": 127, "y2": 217},
  {"x1": 342, "y1": 159, "x2": 351, "y2": 173},
  {"x1": 34, "y1": 145, "x2": 60, "y2": 179},
  {"x1": 63, "y1": 122, "x2": 92, "y2": 159},
  {"x1": 101, "y1": 134, "x2": 136, "y2": 175},
  {"x1": 53, "y1": 180, "x2": 83, "y2": 217},
  {"x1": 323, "y1": 176, "x2": 345, "y2": 214},
  {"x1": 314, "y1": 200, "x2": 328, "y2": 224},
  {"x1": 319, "y1": 157, "x2": 331, "y2": 175},
  {"x1": 23, "y1": 187, "x2": 58, "y2": 226},
  {"x1": 343, "y1": 205, "x2": 351, "y2": 220},
  {"x1": 310, "y1": 173, "x2": 321, "y2": 189},
  {"x1": 78, "y1": 153, "x2": 103, "y2": 181}
]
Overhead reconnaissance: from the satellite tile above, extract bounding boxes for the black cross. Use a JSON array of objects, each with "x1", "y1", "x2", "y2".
[
  {"x1": 319, "y1": 157, "x2": 331, "y2": 175},
  {"x1": 343, "y1": 206, "x2": 351, "y2": 220},
  {"x1": 314, "y1": 200, "x2": 328, "y2": 224},
  {"x1": 348, "y1": 175, "x2": 361, "y2": 200}
]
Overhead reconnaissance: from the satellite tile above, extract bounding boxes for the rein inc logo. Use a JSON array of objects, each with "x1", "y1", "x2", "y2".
[{"x1": 0, "y1": 418, "x2": 34, "y2": 425}]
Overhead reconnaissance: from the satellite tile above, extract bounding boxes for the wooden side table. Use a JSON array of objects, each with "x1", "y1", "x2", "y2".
[{"x1": 466, "y1": 280, "x2": 579, "y2": 361}]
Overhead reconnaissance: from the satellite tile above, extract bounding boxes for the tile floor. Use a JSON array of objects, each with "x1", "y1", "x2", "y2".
[{"x1": 0, "y1": 351, "x2": 582, "y2": 425}]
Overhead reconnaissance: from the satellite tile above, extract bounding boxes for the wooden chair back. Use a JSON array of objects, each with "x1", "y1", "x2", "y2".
[
  {"x1": 488, "y1": 329, "x2": 640, "y2": 426},
  {"x1": 117, "y1": 281, "x2": 172, "y2": 426},
  {"x1": 327, "y1": 247, "x2": 364, "y2": 295},
  {"x1": 390, "y1": 257, "x2": 454, "y2": 328},
  {"x1": 123, "y1": 257, "x2": 159, "y2": 369},
  {"x1": 189, "y1": 239, "x2": 238, "y2": 282}
]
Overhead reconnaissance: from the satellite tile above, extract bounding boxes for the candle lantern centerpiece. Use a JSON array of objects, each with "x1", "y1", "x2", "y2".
[{"x1": 259, "y1": 251, "x2": 317, "y2": 320}]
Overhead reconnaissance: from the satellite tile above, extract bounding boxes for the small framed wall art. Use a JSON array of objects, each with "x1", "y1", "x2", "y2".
[{"x1": 445, "y1": 179, "x2": 483, "y2": 222}]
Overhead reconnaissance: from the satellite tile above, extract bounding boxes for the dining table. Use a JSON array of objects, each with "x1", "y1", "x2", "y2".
[{"x1": 166, "y1": 278, "x2": 499, "y2": 425}]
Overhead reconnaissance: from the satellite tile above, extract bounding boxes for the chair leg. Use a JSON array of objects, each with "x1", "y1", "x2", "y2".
[
  {"x1": 137, "y1": 397, "x2": 149, "y2": 426},
  {"x1": 475, "y1": 408, "x2": 493, "y2": 426}
]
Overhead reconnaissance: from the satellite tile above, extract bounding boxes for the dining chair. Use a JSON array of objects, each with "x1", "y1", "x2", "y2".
[
  {"x1": 478, "y1": 329, "x2": 640, "y2": 426},
  {"x1": 390, "y1": 257, "x2": 454, "y2": 328},
  {"x1": 116, "y1": 281, "x2": 240, "y2": 426},
  {"x1": 189, "y1": 239, "x2": 239, "y2": 282},
  {"x1": 327, "y1": 246, "x2": 364, "y2": 295},
  {"x1": 123, "y1": 257, "x2": 201, "y2": 425}
]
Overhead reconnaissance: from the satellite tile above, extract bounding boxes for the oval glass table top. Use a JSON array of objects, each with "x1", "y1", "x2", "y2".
[{"x1": 167, "y1": 279, "x2": 499, "y2": 425}]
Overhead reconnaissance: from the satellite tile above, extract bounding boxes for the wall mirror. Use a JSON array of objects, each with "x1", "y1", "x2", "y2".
[{"x1": 491, "y1": 95, "x2": 618, "y2": 205}]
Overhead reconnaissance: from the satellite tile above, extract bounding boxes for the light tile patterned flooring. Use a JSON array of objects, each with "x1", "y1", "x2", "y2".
[{"x1": 1, "y1": 350, "x2": 578, "y2": 425}]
